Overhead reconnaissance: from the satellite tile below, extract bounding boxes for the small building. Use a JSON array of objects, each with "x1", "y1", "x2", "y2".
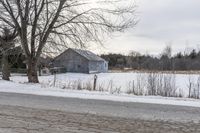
[{"x1": 52, "y1": 48, "x2": 108, "y2": 73}]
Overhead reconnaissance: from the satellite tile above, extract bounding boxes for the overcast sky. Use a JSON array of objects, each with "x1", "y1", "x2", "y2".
[{"x1": 91, "y1": 0, "x2": 200, "y2": 55}]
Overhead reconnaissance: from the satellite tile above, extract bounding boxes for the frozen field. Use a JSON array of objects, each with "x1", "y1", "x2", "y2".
[{"x1": 9, "y1": 72, "x2": 200, "y2": 97}]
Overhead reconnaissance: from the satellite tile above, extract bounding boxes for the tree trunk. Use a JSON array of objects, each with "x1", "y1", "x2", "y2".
[
  {"x1": 27, "y1": 58, "x2": 39, "y2": 83},
  {"x1": 2, "y1": 53, "x2": 10, "y2": 81}
]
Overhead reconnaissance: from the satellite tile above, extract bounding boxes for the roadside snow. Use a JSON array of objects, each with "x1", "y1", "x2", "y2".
[{"x1": 1, "y1": 79, "x2": 200, "y2": 108}]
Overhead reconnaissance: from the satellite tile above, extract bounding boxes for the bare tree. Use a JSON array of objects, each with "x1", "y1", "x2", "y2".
[
  {"x1": 0, "y1": 0, "x2": 137, "y2": 83},
  {"x1": 162, "y1": 44, "x2": 172, "y2": 58},
  {"x1": 160, "y1": 45, "x2": 172, "y2": 70},
  {"x1": 128, "y1": 50, "x2": 141, "y2": 69},
  {"x1": 0, "y1": 27, "x2": 17, "y2": 80},
  {"x1": 147, "y1": 72, "x2": 158, "y2": 95}
]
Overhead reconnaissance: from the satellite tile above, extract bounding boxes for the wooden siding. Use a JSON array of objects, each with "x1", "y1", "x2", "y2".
[
  {"x1": 53, "y1": 49, "x2": 89, "y2": 73},
  {"x1": 88, "y1": 61, "x2": 108, "y2": 73},
  {"x1": 53, "y1": 49, "x2": 108, "y2": 73}
]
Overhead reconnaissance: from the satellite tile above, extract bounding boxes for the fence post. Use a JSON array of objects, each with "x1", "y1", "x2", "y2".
[
  {"x1": 93, "y1": 74, "x2": 98, "y2": 91},
  {"x1": 53, "y1": 70, "x2": 57, "y2": 87},
  {"x1": 189, "y1": 82, "x2": 192, "y2": 98},
  {"x1": 132, "y1": 80, "x2": 135, "y2": 94},
  {"x1": 197, "y1": 82, "x2": 200, "y2": 99}
]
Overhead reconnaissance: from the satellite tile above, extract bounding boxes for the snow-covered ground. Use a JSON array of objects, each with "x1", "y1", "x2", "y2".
[
  {"x1": 10, "y1": 72, "x2": 200, "y2": 95},
  {"x1": 1, "y1": 77, "x2": 200, "y2": 108},
  {"x1": 0, "y1": 72, "x2": 200, "y2": 107}
]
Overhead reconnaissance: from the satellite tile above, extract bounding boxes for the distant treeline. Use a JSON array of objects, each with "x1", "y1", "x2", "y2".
[{"x1": 101, "y1": 46, "x2": 200, "y2": 71}]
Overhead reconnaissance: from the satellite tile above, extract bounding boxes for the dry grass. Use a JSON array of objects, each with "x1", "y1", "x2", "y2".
[{"x1": 109, "y1": 69, "x2": 200, "y2": 75}]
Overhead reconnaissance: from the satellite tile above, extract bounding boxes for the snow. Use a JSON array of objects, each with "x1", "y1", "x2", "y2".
[
  {"x1": 10, "y1": 72, "x2": 200, "y2": 95},
  {"x1": 0, "y1": 72, "x2": 200, "y2": 108}
]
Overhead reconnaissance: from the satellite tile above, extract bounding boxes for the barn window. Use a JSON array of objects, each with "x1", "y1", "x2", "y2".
[{"x1": 78, "y1": 65, "x2": 81, "y2": 68}]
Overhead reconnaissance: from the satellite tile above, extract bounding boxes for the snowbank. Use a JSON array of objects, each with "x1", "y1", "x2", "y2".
[{"x1": 1, "y1": 77, "x2": 200, "y2": 108}]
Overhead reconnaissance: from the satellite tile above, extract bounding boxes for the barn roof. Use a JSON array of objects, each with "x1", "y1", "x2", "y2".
[{"x1": 70, "y1": 48, "x2": 106, "y2": 62}]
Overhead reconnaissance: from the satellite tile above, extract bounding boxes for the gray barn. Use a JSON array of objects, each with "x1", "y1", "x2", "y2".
[{"x1": 53, "y1": 48, "x2": 108, "y2": 73}]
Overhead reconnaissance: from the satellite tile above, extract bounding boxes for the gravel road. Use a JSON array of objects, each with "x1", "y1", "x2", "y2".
[{"x1": 0, "y1": 92, "x2": 200, "y2": 132}]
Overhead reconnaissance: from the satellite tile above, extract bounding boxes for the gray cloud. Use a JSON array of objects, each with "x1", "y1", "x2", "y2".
[{"x1": 94, "y1": 0, "x2": 200, "y2": 55}]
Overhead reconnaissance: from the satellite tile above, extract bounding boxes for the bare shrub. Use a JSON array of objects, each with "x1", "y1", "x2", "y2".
[
  {"x1": 127, "y1": 80, "x2": 135, "y2": 94},
  {"x1": 111, "y1": 87, "x2": 122, "y2": 94},
  {"x1": 107, "y1": 80, "x2": 114, "y2": 93},
  {"x1": 190, "y1": 76, "x2": 200, "y2": 99},
  {"x1": 66, "y1": 80, "x2": 73, "y2": 90},
  {"x1": 134, "y1": 74, "x2": 145, "y2": 95},
  {"x1": 187, "y1": 76, "x2": 193, "y2": 98},
  {"x1": 147, "y1": 72, "x2": 158, "y2": 95},
  {"x1": 97, "y1": 83, "x2": 106, "y2": 92},
  {"x1": 145, "y1": 72, "x2": 178, "y2": 97},
  {"x1": 127, "y1": 81, "x2": 132, "y2": 94},
  {"x1": 162, "y1": 74, "x2": 177, "y2": 97},
  {"x1": 177, "y1": 88, "x2": 184, "y2": 98},
  {"x1": 196, "y1": 76, "x2": 200, "y2": 99},
  {"x1": 85, "y1": 81, "x2": 93, "y2": 91},
  {"x1": 77, "y1": 80, "x2": 82, "y2": 90},
  {"x1": 157, "y1": 74, "x2": 164, "y2": 95},
  {"x1": 71, "y1": 80, "x2": 78, "y2": 90}
]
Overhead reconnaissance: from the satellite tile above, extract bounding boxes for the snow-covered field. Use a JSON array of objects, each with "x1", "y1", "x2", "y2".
[
  {"x1": 10, "y1": 72, "x2": 200, "y2": 96},
  {"x1": 1, "y1": 72, "x2": 200, "y2": 107}
]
